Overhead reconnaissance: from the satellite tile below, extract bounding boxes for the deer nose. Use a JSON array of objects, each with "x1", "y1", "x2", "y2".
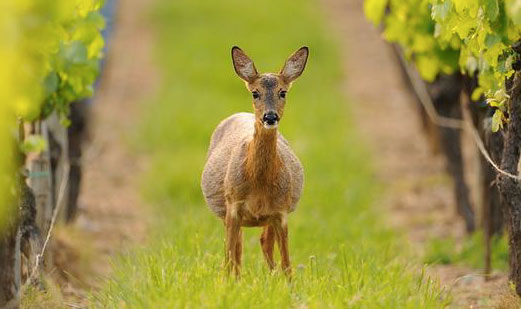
[{"x1": 262, "y1": 112, "x2": 279, "y2": 125}]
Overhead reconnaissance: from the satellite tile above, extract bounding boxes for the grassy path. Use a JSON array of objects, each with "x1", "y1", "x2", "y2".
[{"x1": 93, "y1": 0, "x2": 448, "y2": 307}]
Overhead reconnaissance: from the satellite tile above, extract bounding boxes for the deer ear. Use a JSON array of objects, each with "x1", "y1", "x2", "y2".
[
  {"x1": 280, "y1": 47, "x2": 309, "y2": 83},
  {"x1": 231, "y1": 46, "x2": 258, "y2": 83}
]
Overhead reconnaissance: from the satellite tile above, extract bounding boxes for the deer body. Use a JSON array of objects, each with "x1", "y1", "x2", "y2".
[
  {"x1": 201, "y1": 47, "x2": 309, "y2": 276},
  {"x1": 203, "y1": 112, "x2": 303, "y2": 223}
]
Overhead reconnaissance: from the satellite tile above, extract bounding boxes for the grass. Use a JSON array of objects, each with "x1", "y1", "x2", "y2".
[
  {"x1": 22, "y1": 283, "x2": 65, "y2": 309},
  {"x1": 21, "y1": 225, "x2": 97, "y2": 309},
  {"x1": 424, "y1": 232, "x2": 509, "y2": 271},
  {"x1": 92, "y1": 0, "x2": 449, "y2": 307}
]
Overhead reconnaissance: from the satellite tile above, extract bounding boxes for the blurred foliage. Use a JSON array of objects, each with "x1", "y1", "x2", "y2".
[
  {"x1": 365, "y1": 0, "x2": 521, "y2": 131},
  {"x1": 364, "y1": 0, "x2": 460, "y2": 81},
  {"x1": 0, "y1": 1, "x2": 104, "y2": 228},
  {"x1": 430, "y1": 0, "x2": 521, "y2": 132}
]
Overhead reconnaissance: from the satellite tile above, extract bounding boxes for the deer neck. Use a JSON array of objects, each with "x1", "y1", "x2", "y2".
[{"x1": 246, "y1": 121, "x2": 279, "y2": 183}]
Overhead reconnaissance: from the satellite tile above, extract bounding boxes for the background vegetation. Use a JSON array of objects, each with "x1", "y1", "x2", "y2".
[{"x1": 0, "y1": 0, "x2": 105, "y2": 228}]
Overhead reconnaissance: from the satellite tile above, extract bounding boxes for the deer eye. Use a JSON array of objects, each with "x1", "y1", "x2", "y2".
[
  {"x1": 280, "y1": 91, "x2": 287, "y2": 98},
  {"x1": 252, "y1": 91, "x2": 260, "y2": 99}
]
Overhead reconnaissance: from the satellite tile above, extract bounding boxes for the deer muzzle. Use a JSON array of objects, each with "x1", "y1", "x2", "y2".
[{"x1": 262, "y1": 112, "x2": 279, "y2": 129}]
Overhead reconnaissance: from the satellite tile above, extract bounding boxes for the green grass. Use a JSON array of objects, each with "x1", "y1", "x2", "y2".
[
  {"x1": 424, "y1": 232, "x2": 509, "y2": 271},
  {"x1": 92, "y1": 0, "x2": 449, "y2": 307}
]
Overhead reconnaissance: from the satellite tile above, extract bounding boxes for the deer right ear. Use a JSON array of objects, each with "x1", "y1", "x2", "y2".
[
  {"x1": 231, "y1": 46, "x2": 258, "y2": 83},
  {"x1": 280, "y1": 47, "x2": 309, "y2": 83}
]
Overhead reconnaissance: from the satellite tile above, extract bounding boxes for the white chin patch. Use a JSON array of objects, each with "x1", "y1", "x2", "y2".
[{"x1": 263, "y1": 122, "x2": 278, "y2": 129}]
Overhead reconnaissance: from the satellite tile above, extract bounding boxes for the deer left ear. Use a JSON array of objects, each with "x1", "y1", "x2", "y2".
[
  {"x1": 231, "y1": 46, "x2": 258, "y2": 83},
  {"x1": 280, "y1": 47, "x2": 309, "y2": 83}
]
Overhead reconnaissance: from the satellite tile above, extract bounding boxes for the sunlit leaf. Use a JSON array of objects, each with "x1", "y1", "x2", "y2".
[
  {"x1": 20, "y1": 135, "x2": 47, "y2": 154},
  {"x1": 492, "y1": 109, "x2": 505, "y2": 132}
]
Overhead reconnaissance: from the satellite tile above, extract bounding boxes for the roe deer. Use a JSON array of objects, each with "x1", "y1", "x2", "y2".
[{"x1": 201, "y1": 46, "x2": 308, "y2": 276}]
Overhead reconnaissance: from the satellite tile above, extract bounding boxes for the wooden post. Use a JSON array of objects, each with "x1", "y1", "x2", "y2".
[
  {"x1": 27, "y1": 120, "x2": 53, "y2": 271},
  {"x1": 45, "y1": 113, "x2": 69, "y2": 223},
  {"x1": 29, "y1": 121, "x2": 53, "y2": 235},
  {"x1": 0, "y1": 224, "x2": 21, "y2": 309},
  {"x1": 498, "y1": 70, "x2": 521, "y2": 296},
  {"x1": 19, "y1": 172, "x2": 41, "y2": 287},
  {"x1": 0, "y1": 183, "x2": 21, "y2": 309}
]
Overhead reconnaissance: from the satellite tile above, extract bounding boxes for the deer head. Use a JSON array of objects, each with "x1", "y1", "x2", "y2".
[{"x1": 231, "y1": 46, "x2": 309, "y2": 129}]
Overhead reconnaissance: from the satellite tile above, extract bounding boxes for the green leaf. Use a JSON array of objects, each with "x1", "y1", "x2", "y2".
[
  {"x1": 432, "y1": 0, "x2": 452, "y2": 21},
  {"x1": 491, "y1": 109, "x2": 505, "y2": 132},
  {"x1": 43, "y1": 72, "x2": 59, "y2": 96},
  {"x1": 506, "y1": 0, "x2": 521, "y2": 25},
  {"x1": 63, "y1": 41, "x2": 88, "y2": 64},
  {"x1": 452, "y1": 16, "x2": 477, "y2": 39},
  {"x1": 416, "y1": 55, "x2": 440, "y2": 81},
  {"x1": 484, "y1": 33, "x2": 501, "y2": 48},
  {"x1": 454, "y1": 0, "x2": 479, "y2": 17},
  {"x1": 482, "y1": 0, "x2": 499, "y2": 21},
  {"x1": 364, "y1": 0, "x2": 388, "y2": 25},
  {"x1": 86, "y1": 11, "x2": 106, "y2": 29},
  {"x1": 20, "y1": 135, "x2": 47, "y2": 154},
  {"x1": 471, "y1": 87, "x2": 484, "y2": 101}
]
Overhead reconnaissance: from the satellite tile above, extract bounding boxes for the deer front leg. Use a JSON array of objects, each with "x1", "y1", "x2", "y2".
[
  {"x1": 260, "y1": 225, "x2": 275, "y2": 270},
  {"x1": 225, "y1": 202, "x2": 242, "y2": 277},
  {"x1": 273, "y1": 215, "x2": 291, "y2": 277},
  {"x1": 235, "y1": 228, "x2": 243, "y2": 271}
]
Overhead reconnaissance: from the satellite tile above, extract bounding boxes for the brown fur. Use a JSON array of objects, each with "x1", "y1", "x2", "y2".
[{"x1": 201, "y1": 47, "x2": 308, "y2": 276}]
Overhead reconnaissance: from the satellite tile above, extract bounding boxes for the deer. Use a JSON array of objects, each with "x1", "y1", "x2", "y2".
[{"x1": 201, "y1": 46, "x2": 308, "y2": 277}]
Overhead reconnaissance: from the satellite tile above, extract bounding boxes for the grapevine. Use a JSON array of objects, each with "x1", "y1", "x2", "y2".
[
  {"x1": 365, "y1": 0, "x2": 521, "y2": 296},
  {"x1": 0, "y1": 0, "x2": 105, "y2": 226},
  {"x1": 365, "y1": 0, "x2": 521, "y2": 131},
  {"x1": 364, "y1": 0, "x2": 460, "y2": 82}
]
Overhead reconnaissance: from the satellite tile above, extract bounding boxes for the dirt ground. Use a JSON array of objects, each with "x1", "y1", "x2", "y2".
[
  {"x1": 79, "y1": 0, "x2": 156, "y2": 263},
  {"x1": 50, "y1": 0, "x2": 157, "y2": 303},
  {"x1": 321, "y1": 0, "x2": 514, "y2": 307}
]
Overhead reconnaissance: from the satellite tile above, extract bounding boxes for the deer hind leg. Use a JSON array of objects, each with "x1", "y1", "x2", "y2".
[
  {"x1": 260, "y1": 225, "x2": 275, "y2": 270},
  {"x1": 225, "y1": 202, "x2": 242, "y2": 277},
  {"x1": 273, "y1": 216, "x2": 291, "y2": 277}
]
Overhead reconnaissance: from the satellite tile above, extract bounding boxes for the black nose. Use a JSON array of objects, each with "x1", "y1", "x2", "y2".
[{"x1": 263, "y1": 112, "x2": 279, "y2": 125}]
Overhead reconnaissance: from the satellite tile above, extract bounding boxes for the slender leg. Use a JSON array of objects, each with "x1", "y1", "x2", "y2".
[
  {"x1": 235, "y1": 229, "x2": 243, "y2": 272},
  {"x1": 273, "y1": 216, "x2": 291, "y2": 277},
  {"x1": 225, "y1": 202, "x2": 241, "y2": 277},
  {"x1": 260, "y1": 225, "x2": 275, "y2": 270}
]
